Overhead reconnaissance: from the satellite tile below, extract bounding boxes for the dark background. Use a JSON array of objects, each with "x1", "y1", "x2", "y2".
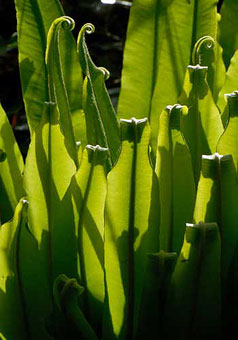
[{"x1": 0, "y1": 0, "x2": 224, "y2": 156}]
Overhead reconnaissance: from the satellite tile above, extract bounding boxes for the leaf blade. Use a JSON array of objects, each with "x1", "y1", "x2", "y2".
[
  {"x1": 14, "y1": 0, "x2": 83, "y2": 134},
  {"x1": 103, "y1": 118, "x2": 160, "y2": 339},
  {"x1": 0, "y1": 104, "x2": 24, "y2": 224},
  {"x1": 77, "y1": 24, "x2": 121, "y2": 170}
]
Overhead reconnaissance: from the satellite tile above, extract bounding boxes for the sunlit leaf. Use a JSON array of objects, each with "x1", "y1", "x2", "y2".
[
  {"x1": 217, "y1": 91, "x2": 238, "y2": 171},
  {"x1": 179, "y1": 64, "x2": 223, "y2": 185},
  {"x1": 217, "y1": 51, "x2": 238, "y2": 125},
  {"x1": 22, "y1": 101, "x2": 77, "y2": 338},
  {"x1": 103, "y1": 118, "x2": 159, "y2": 339},
  {"x1": 0, "y1": 199, "x2": 29, "y2": 339},
  {"x1": 77, "y1": 24, "x2": 120, "y2": 171},
  {"x1": 219, "y1": 0, "x2": 238, "y2": 68},
  {"x1": 155, "y1": 104, "x2": 195, "y2": 253},
  {"x1": 14, "y1": 0, "x2": 83, "y2": 135},
  {"x1": 71, "y1": 145, "x2": 107, "y2": 334},
  {"x1": 45, "y1": 16, "x2": 79, "y2": 166},
  {"x1": 192, "y1": 35, "x2": 226, "y2": 103},
  {"x1": 118, "y1": 0, "x2": 219, "y2": 153},
  {"x1": 0, "y1": 104, "x2": 24, "y2": 224},
  {"x1": 193, "y1": 154, "x2": 220, "y2": 224}
]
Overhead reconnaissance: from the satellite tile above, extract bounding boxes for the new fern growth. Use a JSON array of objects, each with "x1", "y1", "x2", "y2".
[{"x1": 0, "y1": 0, "x2": 237, "y2": 339}]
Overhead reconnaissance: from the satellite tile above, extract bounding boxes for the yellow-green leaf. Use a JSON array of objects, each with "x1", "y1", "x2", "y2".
[
  {"x1": 179, "y1": 65, "x2": 223, "y2": 185},
  {"x1": 45, "y1": 16, "x2": 79, "y2": 166},
  {"x1": 71, "y1": 145, "x2": 107, "y2": 334},
  {"x1": 103, "y1": 118, "x2": 160, "y2": 339},
  {"x1": 77, "y1": 24, "x2": 120, "y2": 171},
  {"x1": 14, "y1": 0, "x2": 83, "y2": 134},
  {"x1": 155, "y1": 104, "x2": 195, "y2": 253},
  {"x1": 22, "y1": 101, "x2": 77, "y2": 338},
  {"x1": 0, "y1": 199, "x2": 29, "y2": 339},
  {"x1": 0, "y1": 104, "x2": 24, "y2": 224}
]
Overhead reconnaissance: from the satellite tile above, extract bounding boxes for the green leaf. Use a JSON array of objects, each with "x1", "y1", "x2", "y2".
[
  {"x1": 45, "y1": 16, "x2": 79, "y2": 166},
  {"x1": 192, "y1": 152, "x2": 238, "y2": 335},
  {"x1": 217, "y1": 91, "x2": 238, "y2": 171},
  {"x1": 164, "y1": 222, "x2": 221, "y2": 340},
  {"x1": 52, "y1": 274, "x2": 98, "y2": 340},
  {"x1": 188, "y1": 150, "x2": 238, "y2": 335},
  {"x1": 192, "y1": 35, "x2": 226, "y2": 103},
  {"x1": 135, "y1": 251, "x2": 177, "y2": 340},
  {"x1": 22, "y1": 101, "x2": 77, "y2": 337},
  {"x1": 0, "y1": 104, "x2": 24, "y2": 224},
  {"x1": 212, "y1": 40, "x2": 226, "y2": 104},
  {"x1": 155, "y1": 104, "x2": 195, "y2": 253},
  {"x1": 71, "y1": 145, "x2": 107, "y2": 334},
  {"x1": 118, "y1": 0, "x2": 219, "y2": 153},
  {"x1": 219, "y1": 0, "x2": 238, "y2": 68},
  {"x1": 103, "y1": 118, "x2": 160, "y2": 339},
  {"x1": 0, "y1": 200, "x2": 51, "y2": 338},
  {"x1": 0, "y1": 199, "x2": 30, "y2": 339},
  {"x1": 179, "y1": 65, "x2": 223, "y2": 185},
  {"x1": 77, "y1": 24, "x2": 121, "y2": 171},
  {"x1": 191, "y1": 0, "x2": 218, "y2": 43},
  {"x1": 14, "y1": 0, "x2": 83, "y2": 134},
  {"x1": 217, "y1": 50, "x2": 238, "y2": 125},
  {"x1": 193, "y1": 154, "x2": 220, "y2": 224}
]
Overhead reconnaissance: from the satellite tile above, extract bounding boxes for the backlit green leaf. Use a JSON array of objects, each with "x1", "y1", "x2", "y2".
[
  {"x1": 0, "y1": 104, "x2": 24, "y2": 224},
  {"x1": 45, "y1": 16, "x2": 79, "y2": 166},
  {"x1": 193, "y1": 154, "x2": 220, "y2": 224},
  {"x1": 22, "y1": 101, "x2": 77, "y2": 338},
  {"x1": 71, "y1": 145, "x2": 107, "y2": 334},
  {"x1": 190, "y1": 151, "x2": 238, "y2": 336},
  {"x1": 217, "y1": 52, "x2": 238, "y2": 125},
  {"x1": 14, "y1": 0, "x2": 83, "y2": 134},
  {"x1": 0, "y1": 199, "x2": 29, "y2": 339},
  {"x1": 219, "y1": 0, "x2": 238, "y2": 68},
  {"x1": 118, "y1": 0, "x2": 219, "y2": 153},
  {"x1": 179, "y1": 64, "x2": 223, "y2": 185},
  {"x1": 103, "y1": 118, "x2": 159, "y2": 339},
  {"x1": 192, "y1": 35, "x2": 226, "y2": 103},
  {"x1": 217, "y1": 91, "x2": 238, "y2": 171},
  {"x1": 77, "y1": 24, "x2": 120, "y2": 171},
  {"x1": 155, "y1": 104, "x2": 195, "y2": 253}
]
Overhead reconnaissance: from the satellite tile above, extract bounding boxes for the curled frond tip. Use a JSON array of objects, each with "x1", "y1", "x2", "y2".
[
  {"x1": 51, "y1": 16, "x2": 75, "y2": 31},
  {"x1": 60, "y1": 16, "x2": 75, "y2": 31},
  {"x1": 192, "y1": 35, "x2": 215, "y2": 65},
  {"x1": 98, "y1": 66, "x2": 110, "y2": 80},
  {"x1": 82, "y1": 23, "x2": 95, "y2": 35}
]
